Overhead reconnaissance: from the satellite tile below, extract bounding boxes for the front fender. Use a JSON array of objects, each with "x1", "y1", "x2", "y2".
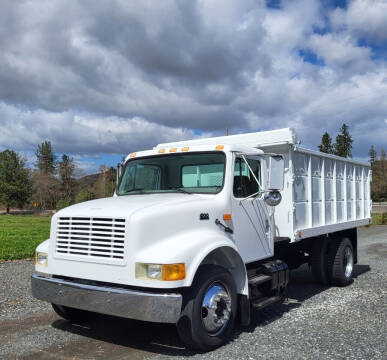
[
  {"x1": 135, "y1": 229, "x2": 247, "y2": 294},
  {"x1": 36, "y1": 239, "x2": 50, "y2": 253}
]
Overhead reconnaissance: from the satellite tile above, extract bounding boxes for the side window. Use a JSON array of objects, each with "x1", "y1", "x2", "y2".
[{"x1": 233, "y1": 158, "x2": 261, "y2": 198}]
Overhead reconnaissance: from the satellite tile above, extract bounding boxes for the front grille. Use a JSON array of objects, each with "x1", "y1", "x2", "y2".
[{"x1": 56, "y1": 217, "x2": 126, "y2": 260}]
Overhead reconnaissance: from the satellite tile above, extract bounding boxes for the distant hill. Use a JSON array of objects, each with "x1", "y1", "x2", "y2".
[
  {"x1": 75, "y1": 167, "x2": 117, "y2": 196},
  {"x1": 76, "y1": 173, "x2": 100, "y2": 189}
]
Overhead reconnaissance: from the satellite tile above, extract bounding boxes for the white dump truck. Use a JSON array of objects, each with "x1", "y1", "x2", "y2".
[{"x1": 32, "y1": 128, "x2": 371, "y2": 350}]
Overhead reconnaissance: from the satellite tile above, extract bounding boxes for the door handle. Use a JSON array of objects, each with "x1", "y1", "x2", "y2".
[{"x1": 215, "y1": 219, "x2": 233, "y2": 234}]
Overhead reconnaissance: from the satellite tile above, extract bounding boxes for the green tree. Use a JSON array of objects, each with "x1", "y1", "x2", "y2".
[
  {"x1": 0, "y1": 150, "x2": 32, "y2": 213},
  {"x1": 318, "y1": 132, "x2": 334, "y2": 154},
  {"x1": 371, "y1": 148, "x2": 387, "y2": 201},
  {"x1": 35, "y1": 140, "x2": 57, "y2": 175},
  {"x1": 33, "y1": 141, "x2": 60, "y2": 209},
  {"x1": 334, "y1": 123, "x2": 353, "y2": 158},
  {"x1": 75, "y1": 188, "x2": 95, "y2": 203},
  {"x1": 58, "y1": 154, "x2": 75, "y2": 200},
  {"x1": 94, "y1": 165, "x2": 117, "y2": 198},
  {"x1": 369, "y1": 145, "x2": 377, "y2": 164},
  {"x1": 56, "y1": 198, "x2": 72, "y2": 211}
]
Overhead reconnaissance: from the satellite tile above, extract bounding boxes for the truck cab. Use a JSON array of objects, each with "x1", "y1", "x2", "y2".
[{"x1": 32, "y1": 129, "x2": 370, "y2": 351}]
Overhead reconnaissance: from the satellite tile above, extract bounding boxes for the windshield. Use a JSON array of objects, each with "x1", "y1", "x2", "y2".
[{"x1": 117, "y1": 152, "x2": 226, "y2": 195}]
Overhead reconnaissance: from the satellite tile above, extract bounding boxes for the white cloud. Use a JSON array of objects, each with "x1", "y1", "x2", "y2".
[
  {"x1": 307, "y1": 33, "x2": 372, "y2": 74},
  {"x1": 0, "y1": 102, "x2": 203, "y2": 155},
  {"x1": 0, "y1": 0, "x2": 386, "y2": 165},
  {"x1": 331, "y1": 0, "x2": 387, "y2": 45}
]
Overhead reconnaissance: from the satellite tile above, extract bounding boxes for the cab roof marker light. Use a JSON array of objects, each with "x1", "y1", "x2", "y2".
[
  {"x1": 216, "y1": 145, "x2": 224, "y2": 150},
  {"x1": 158, "y1": 149, "x2": 165, "y2": 154},
  {"x1": 129, "y1": 153, "x2": 136, "y2": 158},
  {"x1": 169, "y1": 148, "x2": 177, "y2": 152},
  {"x1": 181, "y1": 147, "x2": 190, "y2": 152}
]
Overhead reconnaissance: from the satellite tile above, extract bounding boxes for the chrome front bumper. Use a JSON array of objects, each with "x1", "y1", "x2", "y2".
[{"x1": 31, "y1": 274, "x2": 182, "y2": 323}]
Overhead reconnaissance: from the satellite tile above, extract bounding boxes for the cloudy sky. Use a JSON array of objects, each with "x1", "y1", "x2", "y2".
[{"x1": 0, "y1": 0, "x2": 386, "y2": 173}]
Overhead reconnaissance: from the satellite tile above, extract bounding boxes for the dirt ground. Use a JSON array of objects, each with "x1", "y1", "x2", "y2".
[{"x1": 0, "y1": 226, "x2": 386, "y2": 359}]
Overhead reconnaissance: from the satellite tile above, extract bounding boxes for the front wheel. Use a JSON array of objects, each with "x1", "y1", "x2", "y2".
[{"x1": 177, "y1": 265, "x2": 237, "y2": 351}]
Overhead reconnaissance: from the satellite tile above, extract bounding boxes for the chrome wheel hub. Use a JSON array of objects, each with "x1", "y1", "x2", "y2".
[
  {"x1": 344, "y1": 246, "x2": 354, "y2": 278},
  {"x1": 201, "y1": 283, "x2": 231, "y2": 335}
]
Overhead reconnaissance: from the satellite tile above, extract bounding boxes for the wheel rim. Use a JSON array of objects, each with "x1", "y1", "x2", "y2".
[
  {"x1": 201, "y1": 282, "x2": 232, "y2": 336},
  {"x1": 343, "y1": 246, "x2": 354, "y2": 278}
]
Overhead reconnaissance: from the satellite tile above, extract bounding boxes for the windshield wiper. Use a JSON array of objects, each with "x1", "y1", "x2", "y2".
[
  {"x1": 122, "y1": 188, "x2": 146, "y2": 194},
  {"x1": 168, "y1": 187, "x2": 192, "y2": 195}
]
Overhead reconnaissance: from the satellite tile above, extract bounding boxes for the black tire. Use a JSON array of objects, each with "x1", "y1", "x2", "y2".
[
  {"x1": 311, "y1": 237, "x2": 330, "y2": 285},
  {"x1": 176, "y1": 265, "x2": 237, "y2": 351},
  {"x1": 327, "y1": 237, "x2": 354, "y2": 287},
  {"x1": 52, "y1": 303, "x2": 94, "y2": 322}
]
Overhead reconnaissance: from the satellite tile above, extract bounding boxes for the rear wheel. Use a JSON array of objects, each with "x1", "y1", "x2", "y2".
[
  {"x1": 311, "y1": 237, "x2": 330, "y2": 285},
  {"x1": 52, "y1": 304, "x2": 94, "y2": 322},
  {"x1": 177, "y1": 265, "x2": 237, "y2": 351},
  {"x1": 327, "y1": 237, "x2": 354, "y2": 286}
]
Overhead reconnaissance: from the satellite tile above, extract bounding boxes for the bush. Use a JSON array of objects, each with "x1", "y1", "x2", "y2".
[
  {"x1": 75, "y1": 188, "x2": 95, "y2": 204},
  {"x1": 56, "y1": 198, "x2": 72, "y2": 211},
  {"x1": 372, "y1": 213, "x2": 387, "y2": 225}
]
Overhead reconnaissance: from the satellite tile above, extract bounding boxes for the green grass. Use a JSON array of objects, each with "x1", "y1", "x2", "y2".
[
  {"x1": 372, "y1": 213, "x2": 387, "y2": 225},
  {"x1": 0, "y1": 212, "x2": 385, "y2": 262},
  {"x1": 0, "y1": 215, "x2": 51, "y2": 261}
]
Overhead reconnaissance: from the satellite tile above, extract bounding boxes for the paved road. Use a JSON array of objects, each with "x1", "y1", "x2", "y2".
[{"x1": 1, "y1": 226, "x2": 386, "y2": 359}]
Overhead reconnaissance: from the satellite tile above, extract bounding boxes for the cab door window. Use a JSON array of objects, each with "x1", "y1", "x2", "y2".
[{"x1": 233, "y1": 158, "x2": 261, "y2": 198}]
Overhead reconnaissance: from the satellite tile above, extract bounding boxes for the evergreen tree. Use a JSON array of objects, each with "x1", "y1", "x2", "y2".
[
  {"x1": 371, "y1": 148, "x2": 387, "y2": 201},
  {"x1": 381, "y1": 148, "x2": 386, "y2": 161},
  {"x1": 0, "y1": 150, "x2": 32, "y2": 213},
  {"x1": 58, "y1": 154, "x2": 75, "y2": 200},
  {"x1": 318, "y1": 132, "x2": 334, "y2": 154},
  {"x1": 35, "y1": 140, "x2": 57, "y2": 175},
  {"x1": 334, "y1": 123, "x2": 353, "y2": 158},
  {"x1": 369, "y1": 145, "x2": 377, "y2": 163},
  {"x1": 33, "y1": 141, "x2": 59, "y2": 209}
]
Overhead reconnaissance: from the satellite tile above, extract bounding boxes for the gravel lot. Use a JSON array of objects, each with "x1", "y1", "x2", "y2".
[{"x1": 0, "y1": 226, "x2": 386, "y2": 359}]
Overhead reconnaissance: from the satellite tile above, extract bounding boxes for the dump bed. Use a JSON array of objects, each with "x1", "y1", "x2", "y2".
[
  {"x1": 265, "y1": 144, "x2": 371, "y2": 242},
  {"x1": 157, "y1": 128, "x2": 372, "y2": 241}
]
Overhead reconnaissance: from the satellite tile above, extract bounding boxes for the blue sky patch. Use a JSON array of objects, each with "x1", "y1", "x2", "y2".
[{"x1": 299, "y1": 49, "x2": 325, "y2": 66}]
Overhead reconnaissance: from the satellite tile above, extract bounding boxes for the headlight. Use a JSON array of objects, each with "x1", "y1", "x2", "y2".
[
  {"x1": 34, "y1": 252, "x2": 48, "y2": 266},
  {"x1": 148, "y1": 264, "x2": 162, "y2": 279},
  {"x1": 135, "y1": 263, "x2": 186, "y2": 281}
]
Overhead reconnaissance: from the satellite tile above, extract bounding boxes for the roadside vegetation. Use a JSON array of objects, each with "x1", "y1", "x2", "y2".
[
  {"x1": 0, "y1": 140, "x2": 117, "y2": 214},
  {"x1": 0, "y1": 215, "x2": 50, "y2": 261},
  {"x1": 372, "y1": 213, "x2": 387, "y2": 225}
]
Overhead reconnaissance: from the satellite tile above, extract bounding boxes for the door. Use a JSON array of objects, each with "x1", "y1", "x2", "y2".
[{"x1": 231, "y1": 155, "x2": 274, "y2": 263}]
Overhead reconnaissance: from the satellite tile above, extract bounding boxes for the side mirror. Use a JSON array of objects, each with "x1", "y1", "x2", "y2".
[
  {"x1": 264, "y1": 190, "x2": 282, "y2": 206},
  {"x1": 266, "y1": 155, "x2": 284, "y2": 191},
  {"x1": 117, "y1": 162, "x2": 124, "y2": 183}
]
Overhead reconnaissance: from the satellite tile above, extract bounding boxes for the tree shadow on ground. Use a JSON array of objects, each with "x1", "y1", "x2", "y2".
[{"x1": 51, "y1": 264, "x2": 370, "y2": 357}]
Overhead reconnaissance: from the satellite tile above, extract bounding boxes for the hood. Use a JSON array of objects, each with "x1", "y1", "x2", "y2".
[{"x1": 56, "y1": 193, "x2": 203, "y2": 219}]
